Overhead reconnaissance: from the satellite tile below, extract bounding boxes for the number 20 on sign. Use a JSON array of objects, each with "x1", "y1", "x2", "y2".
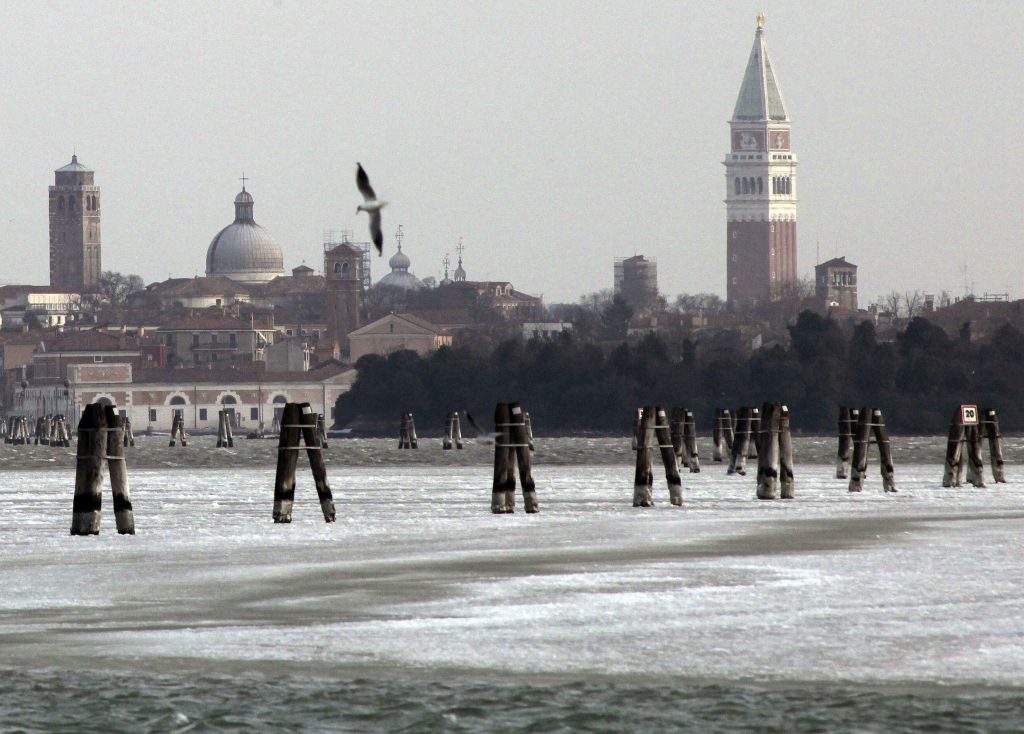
[{"x1": 960, "y1": 405, "x2": 979, "y2": 425}]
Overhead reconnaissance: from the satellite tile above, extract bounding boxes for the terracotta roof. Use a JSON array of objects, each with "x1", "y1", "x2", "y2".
[
  {"x1": 0, "y1": 284, "x2": 73, "y2": 301},
  {"x1": 147, "y1": 276, "x2": 253, "y2": 298},
  {"x1": 38, "y1": 329, "x2": 140, "y2": 353},
  {"x1": 256, "y1": 274, "x2": 327, "y2": 296},
  {"x1": 134, "y1": 362, "x2": 351, "y2": 384},
  {"x1": 156, "y1": 314, "x2": 266, "y2": 331}
]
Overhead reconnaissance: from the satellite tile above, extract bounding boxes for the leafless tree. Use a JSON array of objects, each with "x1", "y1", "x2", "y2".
[{"x1": 902, "y1": 290, "x2": 925, "y2": 320}]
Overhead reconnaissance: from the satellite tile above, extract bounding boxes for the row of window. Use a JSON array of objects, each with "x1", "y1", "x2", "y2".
[
  {"x1": 55, "y1": 195, "x2": 99, "y2": 212},
  {"x1": 187, "y1": 333, "x2": 238, "y2": 347},
  {"x1": 732, "y1": 176, "x2": 794, "y2": 196},
  {"x1": 772, "y1": 176, "x2": 793, "y2": 195}
]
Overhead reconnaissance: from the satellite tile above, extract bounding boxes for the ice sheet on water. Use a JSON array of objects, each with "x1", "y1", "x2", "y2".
[{"x1": 0, "y1": 448, "x2": 1022, "y2": 688}]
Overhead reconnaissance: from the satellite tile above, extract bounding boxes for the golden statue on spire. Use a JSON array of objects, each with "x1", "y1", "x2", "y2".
[{"x1": 757, "y1": 12, "x2": 765, "y2": 29}]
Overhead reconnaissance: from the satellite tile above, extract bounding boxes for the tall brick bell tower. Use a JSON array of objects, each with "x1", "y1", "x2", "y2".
[
  {"x1": 324, "y1": 240, "x2": 365, "y2": 360},
  {"x1": 725, "y1": 15, "x2": 797, "y2": 309},
  {"x1": 49, "y1": 154, "x2": 101, "y2": 292}
]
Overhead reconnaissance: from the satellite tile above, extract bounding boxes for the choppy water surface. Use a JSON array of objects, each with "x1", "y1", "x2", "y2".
[
  {"x1": 1, "y1": 436, "x2": 1022, "y2": 731},
  {"x1": 3, "y1": 669, "x2": 1023, "y2": 734}
]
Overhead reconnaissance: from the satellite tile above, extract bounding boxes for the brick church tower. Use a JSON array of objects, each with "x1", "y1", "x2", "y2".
[
  {"x1": 724, "y1": 15, "x2": 797, "y2": 309},
  {"x1": 49, "y1": 154, "x2": 101, "y2": 292},
  {"x1": 324, "y1": 240, "x2": 365, "y2": 360}
]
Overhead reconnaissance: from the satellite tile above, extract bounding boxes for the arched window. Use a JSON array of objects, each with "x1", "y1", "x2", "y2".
[
  {"x1": 95, "y1": 397, "x2": 113, "y2": 407},
  {"x1": 69, "y1": 198, "x2": 75, "y2": 211},
  {"x1": 58, "y1": 196, "x2": 65, "y2": 211},
  {"x1": 220, "y1": 395, "x2": 237, "y2": 405},
  {"x1": 734, "y1": 177, "x2": 740, "y2": 195},
  {"x1": 333, "y1": 262, "x2": 341, "y2": 274},
  {"x1": 741, "y1": 178, "x2": 749, "y2": 194},
  {"x1": 757, "y1": 177, "x2": 763, "y2": 195},
  {"x1": 169, "y1": 395, "x2": 186, "y2": 405},
  {"x1": 341, "y1": 262, "x2": 349, "y2": 275},
  {"x1": 785, "y1": 177, "x2": 792, "y2": 195}
]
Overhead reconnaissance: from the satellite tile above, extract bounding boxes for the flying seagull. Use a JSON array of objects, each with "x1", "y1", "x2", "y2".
[{"x1": 355, "y1": 162, "x2": 387, "y2": 255}]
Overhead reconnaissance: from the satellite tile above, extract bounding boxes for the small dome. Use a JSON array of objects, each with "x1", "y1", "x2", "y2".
[
  {"x1": 205, "y1": 188, "x2": 284, "y2": 284},
  {"x1": 389, "y1": 247, "x2": 411, "y2": 271}
]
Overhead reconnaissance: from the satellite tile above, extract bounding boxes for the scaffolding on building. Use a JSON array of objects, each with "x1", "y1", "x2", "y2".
[
  {"x1": 323, "y1": 229, "x2": 372, "y2": 291},
  {"x1": 614, "y1": 255, "x2": 659, "y2": 309}
]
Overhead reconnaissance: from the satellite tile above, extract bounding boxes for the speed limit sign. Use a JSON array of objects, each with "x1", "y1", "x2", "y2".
[{"x1": 960, "y1": 405, "x2": 978, "y2": 425}]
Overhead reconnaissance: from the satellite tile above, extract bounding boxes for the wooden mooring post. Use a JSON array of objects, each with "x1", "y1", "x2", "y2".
[
  {"x1": 523, "y1": 411, "x2": 534, "y2": 452},
  {"x1": 398, "y1": 412, "x2": 418, "y2": 449},
  {"x1": 216, "y1": 410, "x2": 234, "y2": 448},
  {"x1": 778, "y1": 404, "x2": 794, "y2": 499},
  {"x1": 443, "y1": 411, "x2": 454, "y2": 450},
  {"x1": 984, "y1": 408, "x2": 1006, "y2": 483},
  {"x1": 849, "y1": 407, "x2": 897, "y2": 493},
  {"x1": 489, "y1": 402, "x2": 538, "y2": 513},
  {"x1": 682, "y1": 409, "x2": 700, "y2": 473},
  {"x1": 756, "y1": 401, "x2": 780, "y2": 499},
  {"x1": 632, "y1": 406, "x2": 682, "y2": 507},
  {"x1": 712, "y1": 408, "x2": 732, "y2": 462},
  {"x1": 727, "y1": 407, "x2": 751, "y2": 476},
  {"x1": 746, "y1": 407, "x2": 760, "y2": 459},
  {"x1": 70, "y1": 404, "x2": 106, "y2": 535},
  {"x1": 317, "y1": 414, "x2": 329, "y2": 448},
  {"x1": 670, "y1": 407, "x2": 685, "y2": 469},
  {"x1": 168, "y1": 411, "x2": 187, "y2": 446},
  {"x1": 70, "y1": 404, "x2": 134, "y2": 535},
  {"x1": 452, "y1": 411, "x2": 464, "y2": 449},
  {"x1": 836, "y1": 406, "x2": 856, "y2": 479},
  {"x1": 491, "y1": 403, "x2": 516, "y2": 512},
  {"x1": 272, "y1": 402, "x2": 335, "y2": 523},
  {"x1": 122, "y1": 415, "x2": 135, "y2": 447},
  {"x1": 631, "y1": 408, "x2": 642, "y2": 451},
  {"x1": 104, "y1": 406, "x2": 135, "y2": 534}
]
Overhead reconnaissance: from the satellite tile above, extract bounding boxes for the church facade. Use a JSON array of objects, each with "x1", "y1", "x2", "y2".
[{"x1": 724, "y1": 16, "x2": 798, "y2": 309}]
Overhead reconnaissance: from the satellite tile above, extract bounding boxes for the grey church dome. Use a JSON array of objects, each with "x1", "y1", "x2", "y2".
[
  {"x1": 377, "y1": 243, "x2": 422, "y2": 290},
  {"x1": 205, "y1": 187, "x2": 285, "y2": 284}
]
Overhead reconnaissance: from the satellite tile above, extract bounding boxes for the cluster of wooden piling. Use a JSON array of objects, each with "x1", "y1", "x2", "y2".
[
  {"x1": 943, "y1": 407, "x2": 1005, "y2": 488},
  {"x1": 492, "y1": 402, "x2": 538, "y2": 513},
  {"x1": 168, "y1": 411, "x2": 187, "y2": 447},
  {"x1": 443, "y1": 411, "x2": 464, "y2": 450},
  {"x1": 70, "y1": 404, "x2": 134, "y2": 535},
  {"x1": 632, "y1": 405, "x2": 683, "y2": 507},
  {"x1": 727, "y1": 407, "x2": 754, "y2": 475},
  {"x1": 755, "y1": 401, "x2": 794, "y2": 499},
  {"x1": 4, "y1": 416, "x2": 32, "y2": 445},
  {"x1": 28, "y1": 415, "x2": 72, "y2": 447},
  {"x1": 273, "y1": 402, "x2": 335, "y2": 523},
  {"x1": 845, "y1": 407, "x2": 897, "y2": 493},
  {"x1": 216, "y1": 410, "x2": 235, "y2": 448},
  {"x1": 398, "y1": 412, "x2": 418, "y2": 449},
  {"x1": 670, "y1": 408, "x2": 700, "y2": 473}
]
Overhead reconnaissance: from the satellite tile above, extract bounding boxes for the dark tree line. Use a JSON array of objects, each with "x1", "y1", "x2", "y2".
[{"x1": 335, "y1": 311, "x2": 1024, "y2": 435}]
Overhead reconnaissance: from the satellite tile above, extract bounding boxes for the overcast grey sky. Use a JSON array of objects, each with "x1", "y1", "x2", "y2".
[{"x1": 1, "y1": 1, "x2": 1021, "y2": 304}]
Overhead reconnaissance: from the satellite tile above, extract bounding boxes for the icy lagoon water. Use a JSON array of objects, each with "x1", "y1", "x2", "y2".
[{"x1": 1, "y1": 436, "x2": 1023, "y2": 732}]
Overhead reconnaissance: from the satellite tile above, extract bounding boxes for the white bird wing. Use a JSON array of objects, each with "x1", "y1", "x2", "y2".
[
  {"x1": 369, "y1": 210, "x2": 383, "y2": 255},
  {"x1": 356, "y1": 163, "x2": 377, "y2": 202}
]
